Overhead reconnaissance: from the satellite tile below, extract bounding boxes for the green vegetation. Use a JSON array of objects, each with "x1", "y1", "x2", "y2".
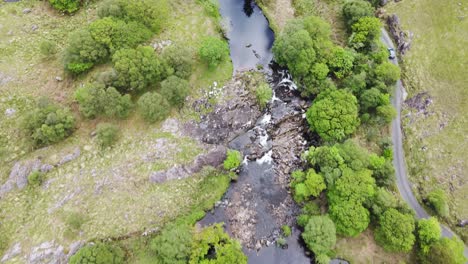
[
  {"x1": 342, "y1": 0, "x2": 374, "y2": 29},
  {"x1": 427, "y1": 189, "x2": 449, "y2": 218},
  {"x1": 150, "y1": 222, "x2": 193, "y2": 264},
  {"x1": 375, "y1": 208, "x2": 415, "y2": 252},
  {"x1": 27, "y1": 171, "x2": 44, "y2": 187},
  {"x1": 48, "y1": 0, "x2": 80, "y2": 13},
  {"x1": 281, "y1": 225, "x2": 292, "y2": 237},
  {"x1": 22, "y1": 101, "x2": 76, "y2": 147},
  {"x1": 160, "y1": 76, "x2": 190, "y2": 108},
  {"x1": 290, "y1": 169, "x2": 326, "y2": 203},
  {"x1": 189, "y1": 223, "x2": 247, "y2": 264},
  {"x1": 70, "y1": 243, "x2": 124, "y2": 264},
  {"x1": 301, "y1": 215, "x2": 336, "y2": 260},
  {"x1": 162, "y1": 44, "x2": 194, "y2": 79},
  {"x1": 199, "y1": 37, "x2": 230, "y2": 67},
  {"x1": 138, "y1": 92, "x2": 171, "y2": 123},
  {"x1": 423, "y1": 237, "x2": 466, "y2": 264},
  {"x1": 416, "y1": 217, "x2": 441, "y2": 255},
  {"x1": 223, "y1": 150, "x2": 242, "y2": 171},
  {"x1": 255, "y1": 83, "x2": 273, "y2": 110},
  {"x1": 39, "y1": 40, "x2": 57, "y2": 57},
  {"x1": 96, "y1": 123, "x2": 120, "y2": 149}
]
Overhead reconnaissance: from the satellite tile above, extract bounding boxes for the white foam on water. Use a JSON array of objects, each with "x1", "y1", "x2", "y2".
[
  {"x1": 259, "y1": 132, "x2": 269, "y2": 148},
  {"x1": 257, "y1": 150, "x2": 273, "y2": 164},
  {"x1": 242, "y1": 155, "x2": 249, "y2": 165},
  {"x1": 260, "y1": 114, "x2": 271, "y2": 125}
]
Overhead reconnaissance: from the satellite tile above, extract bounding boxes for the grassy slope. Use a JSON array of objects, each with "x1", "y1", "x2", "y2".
[
  {"x1": 386, "y1": 0, "x2": 468, "y2": 240},
  {"x1": 0, "y1": 0, "x2": 232, "y2": 261}
]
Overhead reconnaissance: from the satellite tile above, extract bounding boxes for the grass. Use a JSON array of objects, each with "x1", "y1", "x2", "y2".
[
  {"x1": 386, "y1": 0, "x2": 468, "y2": 241},
  {"x1": 0, "y1": 0, "x2": 234, "y2": 259}
]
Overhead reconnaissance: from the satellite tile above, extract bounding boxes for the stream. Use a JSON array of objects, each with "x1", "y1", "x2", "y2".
[{"x1": 200, "y1": 0, "x2": 313, "y2": 263}]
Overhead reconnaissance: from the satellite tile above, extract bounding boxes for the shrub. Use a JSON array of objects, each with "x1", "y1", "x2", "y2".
[
  {"x1": 223, "y1": 149, "x2": 242, "y2": 171},
  {"x1": 327, "y1": 47, "x2": 355, "y2": 79},
  {"x1": 113, "y1": 46, "x2": 166, "y2": 92},
  {"x1": 160, "y1": 76, "x2": 190, "y2": 107},
  {"x1": 150, "y1": 223, "x2": 193, "y2": 264},
  {"x1": 292, "y1": 0, "x2": 315, "y2": 17},
  {"x1": 189, "y1": 223, "x2": 247, "y2": 264},
  {"x1": 138, "y1": 92, "x2": 170, "y2": 123},
  {"x1": 28, "y1": 171, "x2": 44, "y2": 186},
  {"x1": 96, "y1": 123, "x2": 119, "y2": 148},
  {"x1": 75, "y1": 83, "x2": 133, "y2": 119},
  {"x1": 427, "y1": 189, "x2": 449, "y2": 217},
  {"x1": 199, "y1": 37, "x2": 230, "y2": 67},
  {"x1": 374, "y1": 61, "x2": 401, "y2": 85},
  {"x1": 424, "y1": 237, "x2": 466, "y2": 264},
  {"x1": 66, "y1": 212, "x2": 86, "y2": 231},
  {"x1": 375, "y1": 208, "x2": 415, "y2": 252},
  {"x1": 197, "y1": 0, "x2": 221, "y2": 20},
  {"x1": 64, "y1": 30, "x2": 109, "y2": 74},
  {"x1": 291, "y1": 169, "x2": 326, "y2": 203},
  {"x1": 23, "y1": 101, "x2": 76, "y2": 147},
  {"x1": 349, "y1": 17, "x2": 381, "y2": 50},
  {"x1": 329, "y1": 201, "x2": 370, "y2": 237},
  {"x1": 48, "y1": 0, "x2": 80, "y2": 13},
  {"x1": 162, "y1": 44, "x2": 194, "y2": 79},
  {"x1": 342, "y1": 0, "x2": 374, "y2": 29},
  {"x1": 302, "y1": 215, "x2": 336, "y2": 256},
  {"x1": 417, "y1": 217, "x2": 441, "y2": 255},
  {"x1": 281, "y1": 225, "x2": 292, "y2": 237},
  {"x1": 39, "y1": 40, "x2": 57, "y2": 57},
  {"x1": 69, "y1": 243, "x2": 124, "y2": 264},
  {"x1": 255, "y1": 83, "x2": 272, "y2": 110}
]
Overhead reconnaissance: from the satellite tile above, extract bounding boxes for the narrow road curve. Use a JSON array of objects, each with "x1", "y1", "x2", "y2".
[{"x1": 381, "y1": 28, "x2": 468, "y2": 257}]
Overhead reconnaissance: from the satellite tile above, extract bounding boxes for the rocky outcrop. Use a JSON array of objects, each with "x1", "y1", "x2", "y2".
[
  {"x1": 386, "y1": 14, "x2": 413, "y2": 55},
  {"x1": 149, "y1": 145, "x2": 227, "y2": 183}
]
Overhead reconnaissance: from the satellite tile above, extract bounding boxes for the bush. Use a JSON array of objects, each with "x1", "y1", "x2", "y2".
[
  {"x1": 281, "y1": 225, "x2": 292, "y2": 237},
  {"x1": 69, "y1": 243, "x2": 124, "y2": 264},
  {"x1": 66, "y1": 212, "x2": 86, "y2": 231},
  {"x1": 39, "y1": 40, "x2": 57, "y2": 57},
  {"x1": 417, "y1": 217, "x2": 441, "y2": 255},
  {"x1": 96, "y1": 123, "x2": 119, "y2": 148},
  {"x1": 64, "y1": 30, "x2": 109, "y2": 74},
  {"x1": 342, "y1": 0, "x2": 375, "y2": 29},
  {"x1": 292, "y1": 0, "x2": 315, "y2": 16},
  {"x1": 160, "y1": 76, "x2": 190, "y2": 108},
  {"x1": 327, "y1": 47, "x2": 355, "y2": 79},
  {"x1": 255, "y1": 83, "x2": 273, "y2": 110},
  {"x1": 302, "y1": 215, "x2": 336, "y2": 256},
  {"x1": 374, "y1": 61, "x2": 401, "y2": 85},
  {"x1": 427, "y1": 189, "x2": 449, "y2": 217},
  {"x1": 223, "y1": 150, "x2": 242, "y2": 171},
  {"x1": 329, "y1": 201, "x2": 370, "y2": 237},
  {"x1": 113, "y1": 46, "x2": 167, "y2": 92},
  {"x1": 28, "y1": 171, "x2": 44, "y2": 186},
  {"x1": 75, "y1": 83, "x2": 132, "y2": 119},
  {"x1": 349, "y1": 17, "x2": 381, "y2": 50},
  {"x1": 424, "y1": 237, "x2": 466, "y2": 264},
  {"x1": 375, "y1": 208, "x2": 415, "y2": 252},
  {"x1": 23, "y1": 101, "x2": 76, "y2": 147},
  {"x1": 162, "y1": 44, "x2": 194, "y2": 79},
  {"x1": 150, "y1": 223, "x2": 193, "y2": 264},
  {"x1": 48, "y1": 0, "x2": 80, "y2": 13},
  {"x1": 189, "y1": 223, "x2": 247, "y2": 264},
  {"x1": 138, "y1": 92, "x2": 170, "y2": 123},
  {"x1": 199, "y1": 37, "x2": 230, "y2": 67},
  {"x1": 292, "y1": 169, "x2": 326, "y2": 203}
]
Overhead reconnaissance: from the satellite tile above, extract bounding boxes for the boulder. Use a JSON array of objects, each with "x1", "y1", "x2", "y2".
[{"x1": 386, "y1": 14, "x2": 413, "y2": 55}]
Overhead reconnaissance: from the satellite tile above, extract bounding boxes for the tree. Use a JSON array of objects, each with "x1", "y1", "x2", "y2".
[
  {"x1": 327, "y1": 168, "x2": 376, "y2": 205},
  {"x1": 23, "y1": 101, "x2": 76, "y2": 147},
  {"x1": 160, "y1": 76, "x2": 190, "y2": 107},
  {"x1": 150, "y1": 223, "x2": 193, "y2": 264},
  {"x1": 427, "y1": 189, "x2": 449, "y2": 217},
  {"x1": 292, "y1": 169, "x2": 326, "y2": 203},
  {"x1": 302, "y1": 215, "x2": 336, "y2": 256},
  {"x1": 369, "y1": 187, "x2": 398, "y2": 218},
  {"x1": 327, "y1": 47, "x2": 355, "y2": 79},
  {"x1": 199, "y1": 37, "x2": 230, "y2": 67},
  {"x1": 223, "y1": 150, "x2": 243, "y2": 171},
  {"x1": 360, "y1": 87, "x2": 384, "y2": 112},
  {"x1": 417, "y1": 217, "x2": 441, "y2": 255},
  {"x1": 376, "y1": 105, "x2": 397, "y2": 123},
  {"x1": 49, "y1": 0, "x2": 80, "y2": 13},
  {"x1": 189, "y1": 224, "x2": 247, "y2": 264},
  {"x1": 374, "y1": 62, "x2": 401, "y2": 85},
  {"x1": 138, "y1": 92, "x2": 170, "y2": 123},
  {"x1": 329, "y1": 201, "x2": 370, "y2": 237},
  {"x1": 349, "y1": 17, "x2": 381, "y2": 50},
  {"x1": 342, "y1": 0, "x2": 375, "y2": 29},
  {"x1": 306, "y1": 89, "x2": 360, "y2": 142},
  {"x1": 162, "y1": 44, "x2": 194, "y2": 79},
  {"x1": 112, "y1": 46, "x2": 166, "y2": 92},
  {"x1": 69, "y1": 243, "x2": 124, "y2": 264},
  {"x1": 64, "y1": 29, "x2": 109, "y2": 74},
  {"x1": 375, "y1": 208, "x2": 415, "y2": 252},
  {"x1": 424, "y1": 237, "x2": 466, "y2": 264},
  {"x1": 96, "y1": 123, "x2": 119, "y2": 148}
]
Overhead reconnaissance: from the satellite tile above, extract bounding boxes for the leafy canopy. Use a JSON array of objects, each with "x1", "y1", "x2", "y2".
[
  {"x1": 199, "y1": 37, "x2": 230, "y2": 67},
  {"x1": 375, "y1": 208, "x2": 415, "y2": 252},
  {"x1": 302, "y1": 215, "x2": 336, "y2": 256}
]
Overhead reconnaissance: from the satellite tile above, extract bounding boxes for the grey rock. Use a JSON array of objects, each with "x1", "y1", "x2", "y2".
[
  {"x1": 58, "y1": 148, "x2": 80, "y2": 166},
  {"x1": 23, "y1": 8, "x2": 32, "y2": 14},
  {"x1": 31, "y1": 24, "x2": 39, "y2": 32},
  {"x1": 0, "y1": 159, "x2": 42, "y2": 197},
  {"x1": 55, "y1": 76, "x2": 62, "y2": 82},
  {"x1": 29, "y1": 240, "x2": 67, "y2": 264},
  {"x1": 386, "y1": 14, "x2": 413, "y2": 55},
  {"x1": 67, "y1": 241, "x2": 85, "y2": 260},
  {"x1": 4, "y1": 108, "x2": 16, "y2": 117},
  {"x1": 1, "y1": 242, "x2": 22, "y2": 263},
  {"x1": 40, "y1": 164, "x2": 54, "y2": 173}
]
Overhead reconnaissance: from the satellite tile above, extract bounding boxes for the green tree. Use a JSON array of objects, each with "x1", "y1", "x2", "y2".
[
  {"x1": 327, "y1": 47, "x2": 355, "y2": 79},
  {"x1": 96, "y1": 123, "x2": 119, "y2": 148},
  {"x1": 306, "y1": 89, "x2": 360, "y2": 142},
  {"x1": 23, "y1": 101, "x2": 76, "y2": 147},
  {"x1": 199, "y1": 37, "x2": 230, "y2": 67},
  {"x1": 302, "y1": 215, "x2": 336, "y2": 256},
  {"x1": 375, "y1": 208, "x2": 415, "y2": 252},
  {"x1": 427, "y1": 189, "x2": 449, "y2": 217},
  {"x1": 369, "y1": 187, "x2": 398, "y2": 218},
  {"x1": 112, "y1": 46, "x2": 166, "y2": 92},
  {"x1": 329, "y1": 201, "x2": 370, "y2": 237},
  {"x1": 424, "y1": 237, "x2": 466, "y2": 264},
  {"x1": 162, "y1": 44, "x2": 194, "y2": 79},
  {"x1": 255, "y1": 83, "x2": 273, "y2": 110},
  {"x1": 374, "y1": 62, "x2": 401, "y2": 85},
  {"x1": 69, "y1": 243, "x2": 124, "y2": 264},
  {"x1": 150, "y1": 223, "x2": 193, "y2": 264},
  {"x1": 189, "y1": 223, "x2": 247, "y2": 264},
  {"x1": 360, "y1": 88, "x2": 384, "y2": 112},
  {"x1": 328, "y1": 168, "x2": 376, "y2": 205},
  {"x1": 292, "y1": 169, "x2": 326, "y2": 203},
  {"x1": 417, "y1": 217, "x2": 441, "y2": 255},
  {"x1": 376, "y1": 104, "x2": 397, "y2": 123},
  {"x1": 223, "y1": 150, "x2": 243, "y2": 171},
  {"x1": 342, "y1": 0, "x2": 375, "y2": 29},
  {"x1": 160, "y1": 76, "x2": 190, "y2": 107},
  {"x1": 349, "y1": 17, "x2": 381, "y2": 50},
  {"x1": 49, "y1": 0, "x2": 80, "y2": 13},
  {"x1": 138, "y1": 92, "x2": 170, "y2": 123}
]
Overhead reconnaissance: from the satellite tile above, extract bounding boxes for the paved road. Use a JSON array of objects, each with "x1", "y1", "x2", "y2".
[{"x1": 380, "y1": 28, "x2": 468, "y2": 258}]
